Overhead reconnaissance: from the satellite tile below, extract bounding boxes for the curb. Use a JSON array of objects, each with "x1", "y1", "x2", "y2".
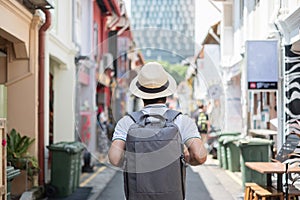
[
  {"x1": 225, "y1": 170, "x2": 243, "y2": 186},
  {"x1": 205, "y1": 155, "x2": 243, "y2": 186},
  {"x1": 80, "y1": 163, "x2": 118, "y2": 200}
]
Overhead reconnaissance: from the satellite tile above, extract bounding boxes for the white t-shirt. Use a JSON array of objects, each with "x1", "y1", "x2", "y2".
[{"x1": 112, "y1": 104, "x2": 200, "y2": 143}]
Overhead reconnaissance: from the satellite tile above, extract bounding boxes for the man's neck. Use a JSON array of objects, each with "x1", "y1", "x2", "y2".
[{"x1": 144, "y1": 103, "x2": 166, "y2": 107}]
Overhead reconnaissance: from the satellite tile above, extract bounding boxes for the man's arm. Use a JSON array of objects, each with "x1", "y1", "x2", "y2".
[
  {"x1": 184, "y1": 138, "x2": 207, "y2": 165},
  {"x1": 108, "y1": 140, "x2": 125, "y2": 167}
]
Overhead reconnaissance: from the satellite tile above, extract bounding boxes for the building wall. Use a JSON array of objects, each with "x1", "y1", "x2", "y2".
[
  {"x1": 74, "y1": 0, "x2": 98, "y2": 153},
  {"x1": 0, "y1": 0, "x2": 40, "y2": 157},
  {"x1": 230, "y1": 0, "x2": 300, "y2": 148},
  {"x1": 241, "y1": 0, "x2": 280, "y2": 135},
  {"x1": 80, "y1": 0, "x2": 93, "y2": 56},
  {"x1": 219, "y1": 1, "x2": 280, "y2": 135},
  {"x1": 277, "y1": 3, "x2": 300, "y2": 136},
  {"x1": 47, "y1": 0, "x2": 77, "y2": 143}
]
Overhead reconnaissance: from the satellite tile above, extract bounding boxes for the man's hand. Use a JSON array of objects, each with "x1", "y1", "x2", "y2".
[
  {"x1": 185, "y1": 138, "x2": 207, "y2": 165},
  {"x1": 183, "y1": 145, "x2": 190, "y2": 163}
]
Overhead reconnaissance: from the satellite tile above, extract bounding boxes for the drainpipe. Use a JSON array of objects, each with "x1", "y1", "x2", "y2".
[{"x1": 38, "y1": 8, "x2": 51, "y2": 186}]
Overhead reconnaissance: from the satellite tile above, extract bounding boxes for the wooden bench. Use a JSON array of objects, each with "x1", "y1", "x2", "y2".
[
  {"x1": 244, "y1": 183, "x2": 258, "y2": 200},
  {"x1": 244, "y1": 182, "x2": 284, "y2": 200},
  {"x1": 253, "y1": 186, "x2": 284, "y2": 200},
  {"x1": 286, "y1": 185, "x2": 300, "y2": 200}
]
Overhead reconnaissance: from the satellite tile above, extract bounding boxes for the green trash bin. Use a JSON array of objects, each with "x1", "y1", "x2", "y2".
[
  {"x1": 6, "y1": 166, "x2": 21, "y2": 200},
  {"x1": 71, "y1": 142, "x2": 85, "y2": 191},
  {"x1": 218, "y1": 136, "x2": 227, "y2": 169},
  {"x1": 47, "y1": 141, "x2": 83, "y2": 197},
  {"x1": 217, "y1": 132, "x2": 240, "y2": 169},
  {"x1": 236, "y1": 137, "x2": 273, "y2": 188},
  {"x1": 223, "y1": 136, "x2": 241, "y2": 172}
]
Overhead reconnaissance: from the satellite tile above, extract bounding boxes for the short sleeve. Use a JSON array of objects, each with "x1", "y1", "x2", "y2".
[
  {"x1": 174, "y1": 114, "x2": 200, "y2": 143},
  {"x1": 112, "y1": 115, "x2": 135, "y2": 141}
]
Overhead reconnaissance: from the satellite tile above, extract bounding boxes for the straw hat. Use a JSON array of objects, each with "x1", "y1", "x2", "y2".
[{"x1": 129, "y1": 62, "x2": 177, "y2": 99}]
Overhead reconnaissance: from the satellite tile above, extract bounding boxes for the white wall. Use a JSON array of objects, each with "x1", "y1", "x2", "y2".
[
  {"x1": 47, "y1": 0, "x2": 77, "y2": 143},
  {"x1": 53, "y1": 59, "x2": 76, "y2": 142}
]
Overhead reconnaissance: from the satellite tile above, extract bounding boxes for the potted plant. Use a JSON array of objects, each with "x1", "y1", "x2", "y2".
[{"x1": 6, "y1": 128, "x2": 39, "y2": 196}]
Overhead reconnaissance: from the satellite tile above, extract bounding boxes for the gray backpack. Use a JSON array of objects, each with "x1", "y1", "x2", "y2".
[{"x1": 124, "y1": 110, "x2": 186, "y2": 200}]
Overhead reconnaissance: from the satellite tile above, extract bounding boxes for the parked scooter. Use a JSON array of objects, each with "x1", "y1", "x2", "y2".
[{"x1": 206, "y1": 125, "x2": 221, "y2": 159}]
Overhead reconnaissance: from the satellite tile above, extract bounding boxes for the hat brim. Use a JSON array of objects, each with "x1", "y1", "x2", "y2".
[{"x1": 129, "y1": 74, "x2": 177, "y2": 99}]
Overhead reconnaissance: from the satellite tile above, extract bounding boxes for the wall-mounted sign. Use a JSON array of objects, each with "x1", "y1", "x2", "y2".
[{"x1": 246, "y1": 40, "x2": 278, "y2": 90}]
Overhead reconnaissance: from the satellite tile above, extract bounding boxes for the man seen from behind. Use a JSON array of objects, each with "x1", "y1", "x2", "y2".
[{"x1": 108, "y1": 62, "x2": 207, "y2": 200}]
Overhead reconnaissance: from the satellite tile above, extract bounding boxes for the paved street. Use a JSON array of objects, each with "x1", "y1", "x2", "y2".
[{"x1": 94, "y1": 156, "x2": 244, "y2": 200}]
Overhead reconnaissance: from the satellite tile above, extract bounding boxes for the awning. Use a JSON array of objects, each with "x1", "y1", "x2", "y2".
[
  {"x1": 108, "y1": 1, "x2": 131, "y2": 33},
  {"x1": 220, "y1": 54, "x2": 243, "y2": 68},
  {"x1": 194, "y1": 21, "x2": 220, "y2": 63},
  {"x1": 220, "y1": 55, "x2": 243, "y2": 81},
  {"x1": 277, "y1": 6, "x2": 300, "y2": 44},
  {"x1": 201, "y1": 21, "x2": 220, "y2": 45}
]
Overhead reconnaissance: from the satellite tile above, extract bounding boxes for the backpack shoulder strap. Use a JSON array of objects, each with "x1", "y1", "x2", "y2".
[
  {"x1": 164, "y1": 109, "x2": 182, "y2": 122},
  {"x1": 127, "y1": 111, "x2": 144, "y2": 123}
]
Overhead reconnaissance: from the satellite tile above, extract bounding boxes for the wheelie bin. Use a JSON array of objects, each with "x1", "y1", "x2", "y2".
[
  {"x1": 47, "y1": 141, "x2": 84, "y2": 197},
  {"x1": 236, "y1": 137, "x2": 273, "y2": 188},
  {"x1": 217, "y1": 132, "x2": 240, "y2": 169},
  {"x1": 72, "y1": 142, "x2": 85, "y2": 191},
  {"x1": 223, "y1": 136, "x2": 241, "y2": 172}
]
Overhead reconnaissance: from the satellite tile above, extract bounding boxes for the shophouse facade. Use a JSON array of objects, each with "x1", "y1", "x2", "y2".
[
  {"x1": 46, "y1": 0, "x2": 77, "y2": 144},
  {"x1": 0, "y1": 0, "x2": 55, "y2": 192},
  {"x1": 74, "y1": 0, "x2": 98, "y2": 157},
  {"x1": 90, "y1": 0, "x2": 122, "y2": 155},
  {"x1": 215, "y1": 0, "x2": 300, "y2": 150},
  {"x1": 188, "y1": 3, "x2": 225, "y2": 130},
  {"x1": 0, "y1": 0, "x2": 41, "y2": 158},
  {"x1": 42, "y1": 0, "x2": 77, "y2": 183},
  {"x1": 0, "y1": 0, "x2": 144, "y2": 196},
  {"x1": 194, "y1": 22, "x2": 226, "y2": 130},
  {"x1": 214, "y1": 0, "x2": 281, "y2": 150},
  {"x1": 78, "y1": 0, "x2": 144, "y2": 156}
]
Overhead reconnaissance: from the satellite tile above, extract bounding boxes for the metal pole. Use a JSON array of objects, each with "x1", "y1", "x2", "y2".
[
  {"x1": 285, "y1": 163, "x2": 288, "y2": 200},
  {"x1": 273, "y1": 0, "x2": 286, "y2": 157}
]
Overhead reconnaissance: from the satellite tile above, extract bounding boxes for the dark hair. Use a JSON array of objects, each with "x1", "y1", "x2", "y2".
[
  {"x1": 142, "y1": 97, "x2": 167, "y2": 105},
  {"x1": 198, "y1": 104, "x2": 204, "y2": 109}
]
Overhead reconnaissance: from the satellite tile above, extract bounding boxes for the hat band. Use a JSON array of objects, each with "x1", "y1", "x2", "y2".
[{"x1": 136, "y1": 81, "x2": 169, "y2": 94}]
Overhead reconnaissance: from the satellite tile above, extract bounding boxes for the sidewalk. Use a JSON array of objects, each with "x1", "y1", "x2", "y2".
[
  {"x1": 192, "y1": 155, "x2": 244, "y2": 199},
  {"x1": 80, "y1": 155, "x2": 244, "y2": 200},
  {"x1": 79, "y1": 157, "x2": 117, "y2": 200}
]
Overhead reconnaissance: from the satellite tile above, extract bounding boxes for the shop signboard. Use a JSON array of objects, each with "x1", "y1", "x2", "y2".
[{"x1": 246, "y1": 40, "x2": 278, "y2": 90}]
